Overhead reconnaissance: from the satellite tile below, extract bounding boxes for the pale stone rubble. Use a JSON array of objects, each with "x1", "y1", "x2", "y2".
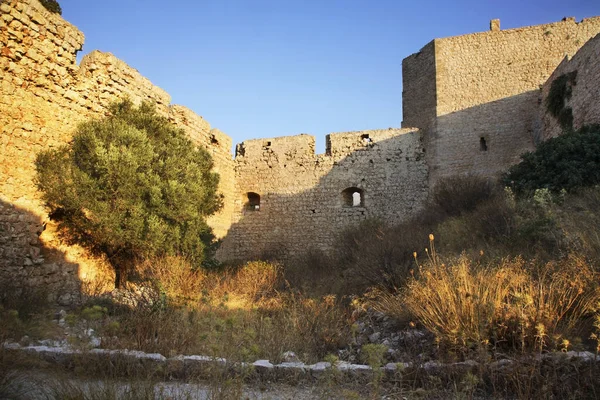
[{"x1": 4, "y1": 341, "x2": 597, "y2": 382}]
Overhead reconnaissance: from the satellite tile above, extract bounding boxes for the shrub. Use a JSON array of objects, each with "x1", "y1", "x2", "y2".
[
  {"x1": 35, "y1": 100, "x2": 222, "y2": 286},
  {"x1": 430, "y1": 175, "x2": 498, "y2": 218},
  {"x1": 39, "y1": 0, "x2": 62, "y2": 15},
  {"x1": 435, "y1": 188, "x2": 517, "y2": 254},
  {"x1": 227, "y1": 261, "x2": 281, "y2": 301},
  {"x1": 283, "y1": 248, "x2": 339, "y2": 296},
  {"x1": 555, "y1": 186, "x2": 600, "y2": 263},
  {"x1": 333, "y1": 219, "x2": 430, "y2": 291},
  {"x1": 503, "y1": 125, "x2": 600, "y2": 195},
  {"x1": 135, "y1": 256, "x2": 206, "y2": 307}
]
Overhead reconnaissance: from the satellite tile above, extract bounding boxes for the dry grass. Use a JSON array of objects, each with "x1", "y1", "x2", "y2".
[
  {"x1": 384, "y1": 237, "x2": 600, "y2": 354},
  {"x1": 555, "y1": 186, "x2": 600, "y2": 263},
  {"x1": 79, "y1": 257, "x2": 353, "y2": 364}
]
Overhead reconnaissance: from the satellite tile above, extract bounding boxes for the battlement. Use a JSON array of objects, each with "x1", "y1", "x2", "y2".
[
  {"x1": 235, "y1": 134, "x2": 315, "y2": 159},
  {"x1": 235, "y1": 127, "x2": 419, "y2": 161},
  {"x1": 327, "y1": 128, "x2": 418, "y2": 158}
]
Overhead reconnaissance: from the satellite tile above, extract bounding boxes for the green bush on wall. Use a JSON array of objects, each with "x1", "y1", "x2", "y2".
[
  {"x1": 503, "y1": 124, "x2": 600, "y2": 195},
  {"x1": 545, "y1": 71, "x2": 577, "y2": 130},
  {"x1": 39, "y1": 0, "x2": 62, "y2": 15}
]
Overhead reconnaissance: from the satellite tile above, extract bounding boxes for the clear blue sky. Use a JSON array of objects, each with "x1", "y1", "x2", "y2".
[{"x1": 60, "y1": 0, "x2": 598, "y2": 154}]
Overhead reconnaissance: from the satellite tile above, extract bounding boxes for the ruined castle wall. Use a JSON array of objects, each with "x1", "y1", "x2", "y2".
[
  {"x1": 419, "y1": 17, "x2": 600, "y2": 181},
  {"x1": 401, "y1": 41, "x2": 437, "y2": 133},
  {"x1": 0, "y1": 0, "x2": 234, "y2": 303},
  {"x1": 539, "y1": 33, "x2": 600, "y2": 140},
  {"x1": 217, "y1": 128, "x2": 429, "y2": 261}
]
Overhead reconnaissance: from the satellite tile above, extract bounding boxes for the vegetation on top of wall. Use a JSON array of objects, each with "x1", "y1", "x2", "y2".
[
  {"x1": 503, "y1": 124, "x2": 600, "y2": 195},
  {"x1": 34, "y1": 100, "x2": 222, "y2": 287},
  {"x1": 39, "y1": 0, "x2": 62, "y2": 15},
  {"x1": 545, "y1": 70, "x2": 578, "y2": 130}
]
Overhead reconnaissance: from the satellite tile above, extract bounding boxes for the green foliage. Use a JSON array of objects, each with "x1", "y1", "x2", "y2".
[
  {"x1": 39, "y1": 0, "x2": 62, "y2": 15},
  {"x1": 545, "y1": 71, "x2": 577, "y2": 130},
  {"x1": 503, "y1": 125, "x2": 600, "y2": 195},
  {"x1": 360, "y1": 343, "x2": 387, "y2": 368},
  {"x1": 35, "y1": 100, "x2": 222, "y2": 285},
  {"x1": 81, "y1": 305, "x2": 108, "y2": 321}
]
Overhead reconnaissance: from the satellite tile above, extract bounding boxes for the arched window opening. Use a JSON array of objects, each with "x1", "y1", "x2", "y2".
[
  {"x1": 342, "y1": 187, "x2": 364, "y2": 207},
  {"x1": 246, "y1": 192, "x2": 261, "y2": 211}
]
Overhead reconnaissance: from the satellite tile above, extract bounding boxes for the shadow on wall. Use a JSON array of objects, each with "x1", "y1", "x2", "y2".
[
  {"x1": 218, "y1": 89, "x2": 550, "y2": 263},
  {"x1": 217, "y1": 130, "x2": 430, "y2": 262},
  {"x1": 0, "y1": 198, "x2": 112, "y2": 306},
  {"x1": 426, "y1": 90, "x2": 540, "y2": 182}
]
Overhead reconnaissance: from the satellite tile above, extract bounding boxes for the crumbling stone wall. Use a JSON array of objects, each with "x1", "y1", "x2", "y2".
[
  {"x1": 539, "y1": 33, "x2": 600, "y2": 140},
  {"x1": 217, "y1": 128, "x2": 429, "y2": 261},
  {"x1": 402, "y1": 17, "x2": 600, "y2": 182},
  {"x1": 0, "y1": 0, "x2": 235, "y2": 303},
  {"x1": 4, "y1": 0, "x2": 600, "y2": 294}
]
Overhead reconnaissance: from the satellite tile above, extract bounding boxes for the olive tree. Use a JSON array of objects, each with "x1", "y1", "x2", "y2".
[{"x1": 35, "y1": 100, "x2": 222, "y2": 286}]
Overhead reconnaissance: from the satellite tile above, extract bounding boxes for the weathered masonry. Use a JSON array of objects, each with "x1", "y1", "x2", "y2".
[
  {"x1": 402, "y1": 17, "x2": 600, "y2": 183},
  {"x1": 2, "y1": 0, "x2": 600, "y2": 302},
  {"x1": 0, "y1": 0, "x2": 234, "y2": 304},
  {"x1": 217, "y1": 129, "x2": 429, "y2": 261}
]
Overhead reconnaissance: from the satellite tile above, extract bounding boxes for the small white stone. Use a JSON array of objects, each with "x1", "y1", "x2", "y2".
[{"x1": 253, "y1": 359, "x2": 274, "y2": 369}]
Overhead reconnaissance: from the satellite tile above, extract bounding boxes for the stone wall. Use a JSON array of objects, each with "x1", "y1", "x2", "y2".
[
  {"x1": 0, "y1": 0, "x2": 235, "y2": 303},
  {"x1": 401, "y1": 41, "x2": 437, "y2": 133},
  {"x1": 217, "y1": 128, "x2": 429, "y2": 261},
  {"x1": 539, "y1": 33, "x2": 600, "y2": 140},
  {"x1": 3, "y1": 0, "x2": 600, "y2": 296},
  {"x1": 401, "y1": 17, "x2": 600, "y2": 182}
]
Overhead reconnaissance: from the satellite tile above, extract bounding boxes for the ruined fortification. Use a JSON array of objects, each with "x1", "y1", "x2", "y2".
[
  {"x1": 218, "y1": 128, "x2": 428, "y2": 261},
  {"x1": 402, "y1": 17, "x2": 600, "y2": 181},
  {"x1": 2, "y1": 0, "x2": 600, "y2": 302}
]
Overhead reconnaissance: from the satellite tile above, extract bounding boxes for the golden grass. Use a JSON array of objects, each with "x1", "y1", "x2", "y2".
[
  {"x1": 375, "y1": 237, "x2": 600, "y2": 353},
  {"x1": 78, "y1": 257, "x2": 352, "y2": 363}
]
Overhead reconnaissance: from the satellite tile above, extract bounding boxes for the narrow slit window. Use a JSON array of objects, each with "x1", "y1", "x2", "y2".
[{"x1": 480, "y1": 137, "x2": 488, "y2": 151}]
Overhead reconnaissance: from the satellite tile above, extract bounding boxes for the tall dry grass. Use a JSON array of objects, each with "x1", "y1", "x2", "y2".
[
  {"x1": 82, "y1": 257, "x2": 352, "y2": 363},
  {"x1": 376, "y1": 237, "x2": 600, "y2": 354}
]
